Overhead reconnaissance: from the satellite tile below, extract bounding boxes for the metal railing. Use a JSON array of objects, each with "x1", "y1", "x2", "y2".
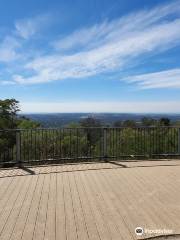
[{"x1": 0, "y1": 127, "x2": 180, "y2": 166}]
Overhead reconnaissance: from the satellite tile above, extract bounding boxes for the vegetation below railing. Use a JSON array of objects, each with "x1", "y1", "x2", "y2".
[{"x1": 0, "y1": 127, "x2": 180, "y2": 165}]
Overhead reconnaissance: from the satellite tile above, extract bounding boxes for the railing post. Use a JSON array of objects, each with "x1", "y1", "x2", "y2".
[
  {"x1": 178, "y1": 128, "x2": 180, "y2": 156},
  {"x1": 16, "y1": 130, "x2": 21, "y2": 166},
  {"x1": 103, "y1": 128, "x2": 107, "y2": 160}
]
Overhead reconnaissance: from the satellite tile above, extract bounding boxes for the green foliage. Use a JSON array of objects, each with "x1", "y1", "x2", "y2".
[
  {"x1": 122, "y1": 120, "x2": 137, "y2": 127},
  {"x1": 106, "y1": 127, "x2": 177, "y2": 158},
  {"x1": 174, "y1": 121, "x2": 180, "y2": 126},
  {"x1": 0, "y1": 99, "x2": 20, "y2": 162},
  {"x1": 0, "y1": 99, "x2": 41, "y2": 163},
  {"x1": 0, "y1": 99, "x2": 41, "y2": 130},
  {"x1": 67, "y1": 122, "x2": 80, "y2": 128},
  {"x1": 141, "y1": 117, "x2": 156, "y2": 127},
  {"x1": 80, "y1": 117, "x2": 102, "y2": 128},
  {"x1": 0, "y1": 99, "x2": 20, "y2": 129},
  {"x1": 80, "y1": 117, "x2": 102, "y2": 152},
  {"x1": 17, "y1": 118, "x2": 40, "y2": 129},
  {"x1": 159, "y1": 118, "x2": 171, "y2": 126}
]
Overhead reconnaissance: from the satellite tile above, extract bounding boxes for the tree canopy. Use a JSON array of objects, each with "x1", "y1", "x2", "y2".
[
  {"x1": 0, "y1": 99, "x2": 20, "y2": 129},
  {"x1": 0, "y1": 99, "x2": 40, "y2": 130}
]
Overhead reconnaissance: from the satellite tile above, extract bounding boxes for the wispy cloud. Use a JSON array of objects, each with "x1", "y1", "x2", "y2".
[
  {"x1": 53, "y1": 0, "x2": 180, "y2": 52},
  {"x1": 0, "y1": 36, "x2": 20, "y2": 62},
  {"x1": 124, "y1": 68, "x2": 180, "y2": 89},
  {"x1": 1, "y1": 0, "x2": 180, "y2": 87},
  {"x1": 0, "y1": 80, "x2": 16, "y2": 85},
  {"x1": 0, "y1": 13, "x2": 52, "y2": 64},
  {"x1": 15, "y1": 13, "x2": 51, "y2": 39},
  {"x1": 52, "y1": 22, "x2": 109, "y2": 51}
]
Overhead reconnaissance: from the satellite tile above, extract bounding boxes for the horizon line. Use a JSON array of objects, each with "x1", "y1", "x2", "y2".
[{"x1": 20, "y1": 112, "x2": 180, "y2": 115}]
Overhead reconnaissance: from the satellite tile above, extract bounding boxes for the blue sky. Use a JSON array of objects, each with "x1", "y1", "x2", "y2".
[{"x1": 0, "y1": 0, "x2": 180, "y2": 113}]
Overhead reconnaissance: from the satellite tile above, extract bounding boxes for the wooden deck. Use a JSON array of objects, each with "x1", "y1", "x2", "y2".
[{"x1": 0, "y1": 160, "x2": 180, "y2": 240}]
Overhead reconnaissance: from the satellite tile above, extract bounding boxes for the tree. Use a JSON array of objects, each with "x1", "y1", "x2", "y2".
[
  {"x1": 80, "y1": 117, "x2": 102, "y2": 128},
  {"x1": 122, "y1": 120, "x2": 137, "y2": 128},
  {"x1": 0, "y1": 99, "x2": 41, "y2": 164},
  {"x1": 113, "y1": 120, "x2": 122, "y2": 127},
  {"x1": 17, "y1": 118, "x2": 40, "y2": 129},
  {"x1": 141, "y1": 117, "x2": 156, "y2": 127},
  {"x1": 80, "y1": 117, "x2": 102, "y2": 153},
  {"x1": 0, "y1": 99, "x2": 20, "y2": 162},
  {"x1": 0, "y1": 99, "x2": 20, "y2": 129},
  {"x1": 159, "y1": 118, "x2": 170, "y2": 126}
]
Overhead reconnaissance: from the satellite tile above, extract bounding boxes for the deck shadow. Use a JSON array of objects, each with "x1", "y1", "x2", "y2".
[
  {"x1": 105, "y1": 160, "x2": 128, "y2": 168},
  {"x1": 19, "y1": 166, "x2": 35, "y2": 175},
  {"x1": 0, "y1": 160, "x2": 180, "y2": 178}
]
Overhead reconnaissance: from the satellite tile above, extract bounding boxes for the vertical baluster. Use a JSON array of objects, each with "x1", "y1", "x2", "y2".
[{"x1": 16, "y1": 130, "x2": 21, "y2": 166}]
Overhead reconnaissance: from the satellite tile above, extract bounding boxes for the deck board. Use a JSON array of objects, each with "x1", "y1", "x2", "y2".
[
  {"x1": 56, "y1": 171, "x2": 66, "y2": 240},
  {"x1": 0, "y1": 160, "x2": 180, "y2": 240},
  {"x1": 21, "y1": 173, "x2": 45, "y2": 240},
  {"x1": 33, "y1": 172, "x2": 51, "y2": 240},
  {"x1": 44, "y1": 172, "x2": 56, "y2": 240},
  {"x1": 9, "y1": 175, "x2": 39, "y2": 240}
]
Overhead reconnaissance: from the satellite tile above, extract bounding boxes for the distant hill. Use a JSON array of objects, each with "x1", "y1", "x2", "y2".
[{"x1": 20, "y1": 113, "x2": 180, "y2": 128}]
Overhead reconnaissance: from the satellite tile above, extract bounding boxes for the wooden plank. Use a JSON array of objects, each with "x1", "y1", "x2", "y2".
[
  {"x1": 0, "y1": 177, "x2": 5, "y2": 189},
  {"x1": 79, "y1": 171, "x2": 112, "y2": 240},
  {"x1": 21, "y1": 172, "x2": 45, "y2": 240},
  {"x1": 0, "y1": 176, "x2": 25, "y2": 235},
  {"x1": 9, "y1": 174, "x2": 39, "y2": 240},
  {"x1": 0, "y1": 177, "x2": 13, "y2": 200},
  {"x1": 74, "y1": 171, "x2": 100, "y2": 240},
  {"x1": 44, "y1": 171, "x2": 56, "y2": 240},
  {"x1": 63, "y1": 172, "x2": 78, "y2": 240},
  {"x1": 0, "y1": 169, "x2": 14, "y2": 178},
  {"x1": 68, "y1": 172, "x2": 89, "y2": 240},
  {"x1": 0, "y1": 175, "x2": 32, "y2": 240},
  {"x1": 105, "y1": 168, "x2": 159, "y2": 238},
  {"x1": 131, "y1": 167, "x2": 180, "y2": 230},
  {"x1": 56, "y1": 172, "x2": 66, "y2": 240},
  {"x1": 105, "y1": 167, "x2": 180, "y2": 238},
  {"x1": 32, "y1": 171, "x2": 51, "y2": 240},
  {"x1": 96, "y1": 169, "x2": 137, "y2": 239},
  {"x1": 85, "y1": 169, "x2": 129, "y2": 240}
]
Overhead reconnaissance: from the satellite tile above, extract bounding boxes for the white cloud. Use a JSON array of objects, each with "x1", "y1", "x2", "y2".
[
  {"x1": 53, "y1": 0, "x2": 180, "y2": 52},
  {"x1": 15, "y1": 14, "x2": 51, "y2": 39},
  {"x1": 20, "y1": 101, "x2": 180, "y2": 113},
  {"x1": 0, "y1": 13, "x2": 51, "y2": 63},
  {"x1": 11, "y1": 0, "x2": 180, "y2": 85},
  {"x1": 0, "y1": 36, "x2": 20, "y2": 62},
  {"x1": 0, "y1": 80, "x2": 16, "y2": 85},
  {"x1": 53, "y1": 22, "x2": 109, "y2": 51},
  {"x1": 0, "y1": 14, "x2": 52, "y2": 64},
  {"x1": 124, "y1": 68, "x2": 180, "y2": 89}
]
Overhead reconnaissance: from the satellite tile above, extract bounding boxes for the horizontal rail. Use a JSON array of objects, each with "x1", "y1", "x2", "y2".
[
  {"x1": 0, "y1": 127, "x2": 180, "y2": 166},
  {"x1": 1, "y1": 126, "x2": 180, "y2": 131}
]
